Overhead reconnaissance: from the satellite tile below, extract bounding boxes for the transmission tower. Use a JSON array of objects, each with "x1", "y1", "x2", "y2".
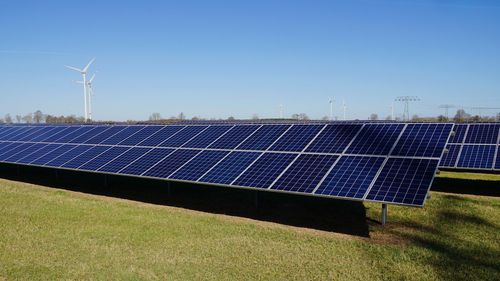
[
  {"x1": 439, "y1": 104, "x2": 455, "y2": 119},
  {"x1": 395, "y1": 96, "x2": 420, "y2": 121}
]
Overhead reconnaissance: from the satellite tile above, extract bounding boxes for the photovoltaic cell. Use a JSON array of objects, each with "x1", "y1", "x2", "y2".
[
  {"x1": 456, "y1": 145, "x2": 495, "y2": 169},
  {"x1": 200, "y1": 151, "x2": 261, "y2": 185},
  {"x1": 31, "y1": 144, "x2": 78, "y2": 165},
  {"x1": 271, "y1": 154, "x2": 338, "y2": 193},
  {"x1": 1, "y1": 127, "x2": 26, "y2": 140},
  {"x1": 84, "y1": 126, "x2": 127, "y2": 144},
  {"x1": 182, "y1": 126, "x2": 232, "y2": 148},
  {"x1": 306, "y1": 124, "x2": 362, "y2": 154},
  {"x1": 0, "y1": 143, "x2": 25, "y2": 159},
  {"x1": 98, "y1": 147, "x2": 152, "y2": 173},
  {"x1": 439, "y1": 145, "x2": 461, "y2": 167},
  {"x1": 4, "y1": 143, "x2": 46, "y2": 162},
  {"x1": 117, "y1": 126, "x2": 163, "y2": 146},
  {"x1": 236, "y1": 125, "x2": 290, "y2": 151},
  {"x1": 54, "y1": 126, "x2": 91, "y2": 143},
  {"x1": 9, "y1": 127, "x2": 40, "y2": 141},
  {"x1": 233, "y1": 153, "x2": 297, "y2": 188},
  {"x1": 464, "y1": 124, "x2": 499, "y2": 144},
  {"x1": 2, "y1": 143, "x2": 39, "y2": 162},
  {"x1": 495, "y1": 148, "x2": 500, "y2": 169},
  {"x1": 44, "y1": 145, "x2": 93, "y2": 167},
  {"x1": 79, "y1": 146, "x2": 130, "y2": 171},
  {"x1": 448, "y1": 124, "x2": 467, "y2": 143},
  {"x1": 170, "y1": 150, "x2": 229, "y2": 181},
  {"x1": 39, "y1": 126, "x2": 74, "y2": 142},
  {"x1": 31, "y1": 126, "x2": 66, "y2": 142},
  {"x1": 119, "y1": 148, "x2": 174, "y2": 175},
  {"x1": 16, "y1": 127, "x2": 50, "y2": 141},
  {"x1": 315, "y1": 156, "x2": 385, "y2": 199},
  {"x1": 366, "y1": 158, "x2": 438, "y2": 206},
  {"x1": 143, "y1": 149, "x2": 200, "y2": 178},
  {"x1": 269, "y1": 125, "x2": 323, "y2": 152},
  {"x1": 100, "y1": 126, "x2": 145, "y2": 145},
  {"x1": 391, "y1": 124, "x2": 453, "y2": 158},
  {"x1": 159, "y1": 126, "x2": 208, "y2": 147},
  {"x1": 17, "y1": 144, "x2": 62, "y2": 164},
  {"x1": 0, "y1": 143, "x2": 36, "y2": 161},
  {"x1": 209, "y1": 125, "x2": 260, "y2": 149},
  {"x1": 137, "y1": 126, "x2": 184, "y2": 147},
  {"x1": 69, "y1": 126, "x2": 110, "y2": 143},
  {"x1": 346, "y1": 124, "x2": 404, "y2": 155},
  {"x1": 60, "y1": 146, "x2": 109, "y2": 168}
]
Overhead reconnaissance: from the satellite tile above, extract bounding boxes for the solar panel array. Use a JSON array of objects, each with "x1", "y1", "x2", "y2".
[
  {"x1": 439, "y1": 123, "x2": 500, "y2": 171},
  {"x1": 0, "y1": 123, "x2": 453, "y2": 207}
]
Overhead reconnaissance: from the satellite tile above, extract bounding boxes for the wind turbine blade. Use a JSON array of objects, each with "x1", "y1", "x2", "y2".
[
  {"x1": 75, "y1": 80, "x2": 84, "y2": 84},
  {"x1": 65, "y1": 65, "x2": 83, "y2": 72},
  {"x1": 89, "y1": 74, "x2": 95, "y2": 83},
  {"x1": 82, "y1": 58, "x2": 95, "y2": 72}
]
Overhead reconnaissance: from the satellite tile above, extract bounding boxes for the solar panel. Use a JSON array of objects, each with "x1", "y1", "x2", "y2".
[
  {"x1": 438, "y1": 123, "x2": 500, "y2": 171},
  {"x1": 0, "y1": 123, "x2": 453, "y2": 207}
]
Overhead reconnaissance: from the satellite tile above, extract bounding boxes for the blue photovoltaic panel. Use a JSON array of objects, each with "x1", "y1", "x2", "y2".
[
  {"x1": 69, "y1": 126, "x2": 110, "y2": 143},
  {"x1": 8, "y1": 127, "x2": 38, "y2": 141},
  {"x1": 366, "y1": 158, "x2": 438, "y2": 206},
  {"x1": 100, "y1": 126, "x2": 145, "y2": 145},
  {"x1": 0, "y1": 143, "x2": 35, "y2": 162},
  {"x1": 495, "y1": 149, "x2": 500, "y2": 169},
  {"x1": 200, "y1": 151, "x2": 261, "y2": 185},
  {"x1": 31, "y1": 144, "x2": 78, "y2": 165},
  {"x1": 464, "y1": 124, "x2": 499, "y2": 144},
  {"x1": 271, "y1": 154, "x2": 338, "y2": 193},
  {"x1": 59, "y1": 146, "x2": 109, "y2": 168},
  {"x1": 45, "y1": 145, "x2": 93, "y2": 167},
  {"x1": 79, "y1": 146, "x2": 130, "y2": 171},
  {"x1": 17, "y1": 144, "x2": 62, "y2": 164},
  {"x1": 39, "y1": 126, "x2": 73, "y2": 142},
  {"x1": 0, "y1": 127, "x2": 17, "y2": 139},
  {"x1": 31, "y1": 126, "x2": 65, "y2": 142},
  {"x1": 0, "y1": 142, "x2": 24, "y2": 159},
  {"x1": 439, "y1": 145, "x2": 461, "y2": 167},
  {"x1": 269, "y1": 125, "x2": 323, "y2": 152},
  {"x1": 84, "y1": 126, "x2": 127, "y2": 144},
  {"x1": 143, "y1": 149, "x2": 200, "y2": 178},
  {"x1": 16, "y1": 127, "x2": 49, "y2": 141},
  {"x1": 182, "y1": 126, "x2": 232, "y2": 148},
  {"x1": 208, "y1": 125, "x2": 260, "y2": 149},
  {"x1": 159, "y1": 126, "x2": 208, "y2": 147},
  {"x1": 391, "y1": 124, "x2": 453, "y2": 158},
  {"x1": 4, "y1": 143, "x2": 46, "y2": 163},
  {"x1": 346, "y1": 124, "x2": 404, "y2": 155},
  {"x1": 98, "y1": 147, "x2": 151, "y2": 173},
  {"x1": 54, "y1": 126, "x2": 91, "y2": 143},
  {"x1": 117, "y1": 126, "x2": 163, "y2": 146},
  {"x1": 1, "y1": 127, "x2": 26, "y2": 140},
  {"x1": 236, "y1": 125, "x2": 290, "y2": 151},
  {"x1": 315, "y1": 156, "x2": 385, "y2": 199},
  {"x1": 448, "y1": 124, "x2": 467, "y2": 143},
  {"x1": 0, "y1": 143, "x2": 35, "y2": 161},
  {"x1": 456, "y1": 145, "x2": 495, "y2": 169},
  {"x1": 119, "y1": 148, "x2": 174, "y2": 175},
  {"x1": 306, "y1": 124, "x2": 362, "y2": 154},
  {"x1": 137, "y1": 126, "x2": 184, "y2": 147},
  {"x1": 233, "y1": 153, "x2": 297, "y2": 188},
  {"x1": 170, "y1": 150, "x2": 229, "y2": 181}
]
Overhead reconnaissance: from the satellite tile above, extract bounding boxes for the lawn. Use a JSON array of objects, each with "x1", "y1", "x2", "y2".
[{"x1": 0, "y1": 175, "x2": 499, "y2": 280}]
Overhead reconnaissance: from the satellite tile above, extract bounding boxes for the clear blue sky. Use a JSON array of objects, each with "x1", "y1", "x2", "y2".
[{"x1": 1, "y1": 0, "x2": 499, "y2": 121}]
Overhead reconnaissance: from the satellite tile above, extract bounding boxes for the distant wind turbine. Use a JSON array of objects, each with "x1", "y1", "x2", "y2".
[
  {"x1": 76, "y1": 73, "x2": 96, "y2": 121},
  {"x1": 65, "y1": 58, "x2": 95, "y2": 121}
]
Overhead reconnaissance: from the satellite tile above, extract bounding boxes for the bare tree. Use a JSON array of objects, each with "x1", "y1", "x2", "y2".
[
  {"x1": 4, "y1": 114, "x2": 12, "y2": 124},
  {"x1": 149, "y1": 112, "x2": 162, "y2": 121},
  {"x1": 252, "y1": 114, "x2": 259, "y2": 120},
  {"x1": 227, "y1": 116, "x2": 235, "y2": 121},
  {"x1": 298, "y1": 113, "x2": 309, "y2": 120},
  {"x1": 369, "y1": 113, "x2": 378, "y2": 120},
  {"x1": 33, "y1": 110, "x2": 45, "y2": 123},
  {"x1": 454, "y1": 109, "x2": 470, "y2": 122},
  {"x1": 22, "y1": 113, "x2": 33, "y2": 124},
  {"x1": 178, "y1": 112, "x2": 185, "y2": 120},
  {"x1": 15, "y1": 115, "x2": 22, "y2": 123}
]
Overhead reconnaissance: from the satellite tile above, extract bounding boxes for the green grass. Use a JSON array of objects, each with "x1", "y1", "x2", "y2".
[{"x1": 0, "y1": 178, "x2": 499, "y2": 280}]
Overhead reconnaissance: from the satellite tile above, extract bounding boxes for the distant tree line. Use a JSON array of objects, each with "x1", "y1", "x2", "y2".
[{"x1": 0, "y1": 110, "x2": 85, "y2": 124}]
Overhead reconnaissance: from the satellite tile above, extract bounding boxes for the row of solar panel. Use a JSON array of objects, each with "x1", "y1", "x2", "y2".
[
  {"x1": 439, "y1": 124, "x2": 500, "y2": 171},
  {"x1": 0, "y1": 140, "x2": 437, "y2": 206},
  {"x1": 0, "y1": 123, "x2": 453, "y2": 158}
]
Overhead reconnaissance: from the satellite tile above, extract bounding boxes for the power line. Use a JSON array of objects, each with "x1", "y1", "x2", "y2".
[{"x1": 395, "y1": 96, "x2": 420, "y2": 121}]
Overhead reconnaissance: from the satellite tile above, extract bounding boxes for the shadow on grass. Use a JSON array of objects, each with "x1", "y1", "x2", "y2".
[
  {"x1": 379, "y1": 199, "x2": 500, "y2": 280},
  {"x1": 0, "y1": 163, "x2": 370, "y2": 237},
  {"x1": 432, "y1": 176, "x2": 500, "y2": 197}
]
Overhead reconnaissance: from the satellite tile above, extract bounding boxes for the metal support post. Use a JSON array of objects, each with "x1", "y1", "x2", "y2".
[{"x1": 381, "y1": 204, "x2": 388, "y2": 226}]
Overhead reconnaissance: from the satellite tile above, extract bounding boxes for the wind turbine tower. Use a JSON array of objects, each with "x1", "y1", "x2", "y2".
[
  {"x1": 76, "y1": 74, "x2": 96, "y2": 121},
  {"x1": 329, "y1": 97, "x2": 334, "y2": 121},
  {"x1": 395, "y1": 96, "x2": 420, "y2": 121},
  {"x1": 65, "y1": 58, "x2": 95, "y2": 121},
  {"x1": 342, "y1": 100, "x2": 347, "y2": 120}
]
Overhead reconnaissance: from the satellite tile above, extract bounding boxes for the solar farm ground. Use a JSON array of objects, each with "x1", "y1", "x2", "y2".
[{"x1": 0, "y1": 173, "x2": 499, "y2": 280}]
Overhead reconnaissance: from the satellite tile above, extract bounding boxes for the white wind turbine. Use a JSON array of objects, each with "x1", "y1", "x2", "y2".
[
  {"x1": 76, "y1": 73, "x2": 95, "y2": 121},
  {"x1": 65, "y1": 58, "x2": 95, "y2": 121}
]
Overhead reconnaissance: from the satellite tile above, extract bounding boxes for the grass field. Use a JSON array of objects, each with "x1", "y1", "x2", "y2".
[{"x1": 0, "y1": 174, "x2": 499, "y2": 280}]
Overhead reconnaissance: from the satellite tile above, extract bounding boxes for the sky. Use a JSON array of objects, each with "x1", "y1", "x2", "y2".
[{"x1": 1, "y1": 0, "x2": 499, "y2": 121}]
